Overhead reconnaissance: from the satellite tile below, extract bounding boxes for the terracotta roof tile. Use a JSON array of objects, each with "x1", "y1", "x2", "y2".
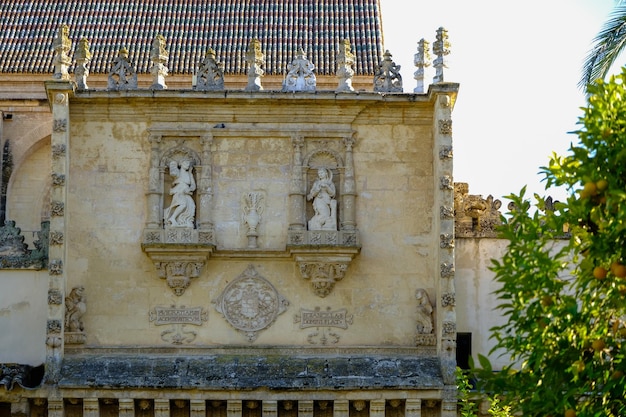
[{"x1": 0, "y1": 0, "x2": 384, "y2": 76}]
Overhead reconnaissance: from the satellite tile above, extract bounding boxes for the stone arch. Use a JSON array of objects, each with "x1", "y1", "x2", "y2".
[{"x1": 6, "y1": 135, "x2": 51, "y2": 248}]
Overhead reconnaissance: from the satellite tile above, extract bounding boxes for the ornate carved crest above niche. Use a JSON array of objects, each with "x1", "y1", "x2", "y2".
[
  {"x1": 287, "y1": 133, "x2": 361, "y2": 297},
  {"x1": 141, "y1": 126, "x2": 216, "y2": 295}
]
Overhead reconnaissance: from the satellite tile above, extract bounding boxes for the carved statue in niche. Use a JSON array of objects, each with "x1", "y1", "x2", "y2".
[
  {"x1": 415, "y1": 289, "x2": 433, "y2": 334},
  {"x1": 307, "y1": 168, "x2": 337, "y2": 231},
  {"x1": 65, "y1": 286, "x2": 86, "y2": 333},
  {"x1": 164, "y1": 159, "x2": 196, "y2": 228}
]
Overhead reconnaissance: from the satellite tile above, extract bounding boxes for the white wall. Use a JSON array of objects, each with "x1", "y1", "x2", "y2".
[{"x1": 0, "y1": 271, "x2": 48, "y2": 364}]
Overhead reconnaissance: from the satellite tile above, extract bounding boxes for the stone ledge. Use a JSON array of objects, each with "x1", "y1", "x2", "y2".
[{"x1": 58, "y1": 354, "x2": 443, "y2": 390}]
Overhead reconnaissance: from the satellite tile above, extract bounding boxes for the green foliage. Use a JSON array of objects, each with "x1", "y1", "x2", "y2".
[
  {"x1": 457, "y1": 367, "x2": 512, "y2": 417},
  {"x1": 474, "y1": 68, "x2": 626, "y2": 416}
]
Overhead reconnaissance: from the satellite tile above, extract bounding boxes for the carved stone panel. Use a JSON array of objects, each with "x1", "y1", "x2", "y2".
[
  {"x1": 213, "y1": 265, "x2": 288, "y2": 342},
  {"x1": 294, "y1": 306, "x2": 353, "y2": 345},
  {"x1": 149, "y1": 305, "x2": 208, "y2": 345}
]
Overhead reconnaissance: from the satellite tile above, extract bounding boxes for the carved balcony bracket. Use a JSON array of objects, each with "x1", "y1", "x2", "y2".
[
  {"x1": 142, "y1": 232, "x2": 214, "y2": 295},
  {"x1": 291, "y1": 250, "x2": 359, "y2": 297}
]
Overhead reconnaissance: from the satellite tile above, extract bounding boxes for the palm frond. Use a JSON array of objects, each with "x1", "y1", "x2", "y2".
[{"x1": 579, "y1": 4, "x2": 626, "y2": 90}]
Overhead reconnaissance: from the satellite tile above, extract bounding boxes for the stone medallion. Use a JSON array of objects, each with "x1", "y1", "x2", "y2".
[{"x1": 213, "y1": 265, "x2": 289, "y2": 342}]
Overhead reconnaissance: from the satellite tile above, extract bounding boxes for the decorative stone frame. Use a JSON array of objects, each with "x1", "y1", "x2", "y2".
[
  {"x1": 141, "y1": 128, "x2": 215, "y2": 295},
  {"x1": 287, "y1": 134, "x2": 360, "y2": 297}
]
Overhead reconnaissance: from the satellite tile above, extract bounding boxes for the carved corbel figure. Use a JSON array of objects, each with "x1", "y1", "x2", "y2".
[{"x1": 298, "y1": 261, "x2": 348, "y2": 297}]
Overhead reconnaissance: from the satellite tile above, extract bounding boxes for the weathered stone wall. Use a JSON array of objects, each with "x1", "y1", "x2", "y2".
[{"x1": 63, "y1": 92, "x2": 441, "y2": 348}]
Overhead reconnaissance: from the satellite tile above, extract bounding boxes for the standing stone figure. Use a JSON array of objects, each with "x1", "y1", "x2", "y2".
[
  {"x1": 65, "y1": 286, "x2": 86, "y2": 333},
  {"x1": 415, "y1": 289, "x2": 433, "y2": 334},
  {"x1": 307, "y1": 168, "x2": 337, "y2": 231},
  {"x1": 164, "y1": 160, "x2": 196, "y2": 228}
]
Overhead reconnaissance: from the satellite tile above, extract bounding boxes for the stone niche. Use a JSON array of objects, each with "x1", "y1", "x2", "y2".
[
  {"x1": 141, "y1": 124, "x2": 360, "y2": 298},
  {"x1": 141, "y1": 128, "x2": 215, "y2": 296},
  {"x1": 286, "y1": 134, "x2": 360, "y2": 297}
]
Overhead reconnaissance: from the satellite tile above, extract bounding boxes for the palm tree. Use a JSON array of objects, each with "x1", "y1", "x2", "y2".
[{"x1": 580, "y1": 1, "x2": 626, "y2": 90}]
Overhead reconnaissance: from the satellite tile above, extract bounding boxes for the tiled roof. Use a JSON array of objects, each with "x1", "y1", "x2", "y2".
[{"x1": 0, "y1": 0, "x2": 385, "y2": 76}]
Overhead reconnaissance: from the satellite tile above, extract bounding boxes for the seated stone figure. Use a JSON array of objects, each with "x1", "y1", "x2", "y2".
[{"x1": 307, "y1": 168, "x2": 337, "y2": 231}]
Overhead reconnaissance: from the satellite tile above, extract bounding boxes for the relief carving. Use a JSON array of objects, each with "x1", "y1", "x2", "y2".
[
  {"x1": 51, "y1": 201, "x2": 64, "y2": 216},
  {"x1": 415, "y1": 289, "x2": 434, "y2": 334},
  {"x1": 415, "y1": 289, "x2": 436, "y2": 346},
  {"x1": 51, "y1": 173, "x2": 65, "y2": 187},
  {"x1": 439, "y1": 145, "x2": 453, "y2": 159},
  {"x1": 149, "y1": 305, "x2": 208, "y2": 345},
  {"x1": 48, "y1": 259, "x2": 63, "y2": 275},
  {"x1": 242, "y1": 191, "x2": 264, "y2": 248},
  {"x1": 51, "y1": 144, "x2": 66, "y2": 159},
  {"x1": 294, "y1": 306, "x2": 353, "y2": 345},
  {"x1": 48, "y1": 289, "x2": 62, "y2": 305},
  {"x1": 440, "y1": 262, "x2": 455, "y2": 278},
  {"x1": 298, "y1": 261, "x2": 348, "y2": 297},
  {"x1": 49, "y1": 231, "x2": 63, "y2": 245},
  {"x1": 154, "y1": 261, "x2": 204, "y2": 296},
  {"x1": 213, "y1": 265, "x2": 289, "y2": 342},
  {"x1": 439, "y1": 233, "x2": 454, "y2": 249},
  {"x1": 65, "y1": 286, "x2": 87, "y2": 344},
  {"x1": 438, "y1": 119, "x2": 452, "y2": 135},
  {"x1": 52, "y1": 119, "x2": 67, "y2": 133}
]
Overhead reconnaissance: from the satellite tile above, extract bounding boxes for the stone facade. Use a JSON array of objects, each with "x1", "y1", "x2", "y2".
[{"x1": 0, "y1": 36, "x2": 464, "y2": 417}]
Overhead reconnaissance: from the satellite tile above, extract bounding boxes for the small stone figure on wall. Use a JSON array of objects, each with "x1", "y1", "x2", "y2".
[
  {"x1": 164, "y1": 160, "x2": 196, "y2": 228},
  {"x1": 307, "y1": 168, "x2": 337, "y2": 231},
  {"x1": 65, "y1": 286, "x2": 86, "y2": 333},
  {"x1": 415, "y1": 289, "x2": 433, "y2": 334}
]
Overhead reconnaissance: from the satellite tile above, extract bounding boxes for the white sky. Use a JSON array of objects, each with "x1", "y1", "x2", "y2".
[{"x1": 379, "y1": 0, "x2": 620, "y2": 206}]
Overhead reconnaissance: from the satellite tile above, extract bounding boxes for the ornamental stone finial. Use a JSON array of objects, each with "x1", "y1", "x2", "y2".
[
  {"x1": 283, "y1": 48, "x2": 317, "y2": 92},
  {"x1": 373, "y1": 50, "x2": 403, "y2": 92},
  {"x1": 150, "y1": 34, "x2": 169, "y2": 90},
  {"x1": 413, "y1": 38, "x2": 431, "y2": 93},
  {"x1": 107, "y1": 47, "x2": 138, "y2": 90},
  {"x1": 336, "y1": 39, "x2": 355, "y2": 93},
  {"x1": 52, "y1": 24, "x2": 72, "y2": 80},
  {"x1": 195, "y1": 47, "x2": 225, "y2": 91},
  {"x1": 433, "y1": 27, "x2": 451, "y2": 84},
  {"x1": 245, "y1": 38, "x2": 265, "y2": 91},
  {"x1": 74, "y1": 38, "x2": 92, "y2": 89}
]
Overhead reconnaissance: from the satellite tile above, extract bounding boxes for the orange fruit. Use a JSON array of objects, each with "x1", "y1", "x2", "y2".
[
  {"x1": 596, "y1": 179, "x2": 609, "y2": 191},
  {"x1": 611, "y1": 370, "x2": 624, "y2": 380},
  {"x1": 592, "y1": 339, "x2": 606, "y2": 351},
  {"x1": 614, "y1": 264, "x2": 626, "y2": 278},
  {"x1": 583, "y1": 181, "x2": 597, "y2": 196},
  {"x1": 565, "y1": 409, "x2": 576, "y2": 417},
  {"x1": 593, "y1": 266, "x2": 608, "y2": 280}
]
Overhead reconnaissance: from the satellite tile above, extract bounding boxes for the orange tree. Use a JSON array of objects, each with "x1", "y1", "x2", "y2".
[{"x1": 473, "y1": 68, "x2": 626, "y2": 416}]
